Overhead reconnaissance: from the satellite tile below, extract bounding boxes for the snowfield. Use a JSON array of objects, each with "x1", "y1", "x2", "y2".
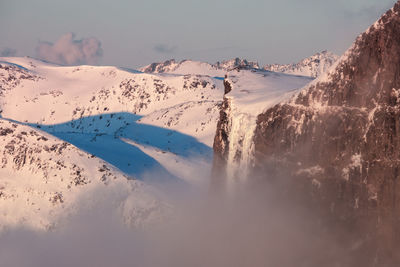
[{"x1": 0, "y1": 56, "x2": 225, "y2": 230}]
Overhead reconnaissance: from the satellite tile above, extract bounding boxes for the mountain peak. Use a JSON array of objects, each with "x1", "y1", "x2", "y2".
[
  {"x1": 264, "y1": 50, "x2": 339, "y2": 78},
  {"x1": 296, "y1": 1, "x2": 400, "y2": 108}
]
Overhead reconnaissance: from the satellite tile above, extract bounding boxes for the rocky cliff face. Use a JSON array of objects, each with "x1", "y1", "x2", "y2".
[
  {"x1": 212, "y1": 69, "x2": 312, "y2": 192},
  {"x1": 213, "y1": 2, "x2": 400, "y2": 265}
]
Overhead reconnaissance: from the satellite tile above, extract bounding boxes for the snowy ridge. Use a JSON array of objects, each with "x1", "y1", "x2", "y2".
[
  {"x1": 140, "y1": 59, "x2": 226, "y2": 77},
  {"x1": 264, "y1": 51, "x2": 339, "y2": 78},
  {"x1": 140, "y1": 57, "x2": 259, "y2": 77},
  {"x1": 0, "y1": 57, "x2": 224, "y2": 145},
  {"x1": 139, "y1": 59, "x2": 180, "y2": 73},
  {"x1": 141, "y1": 53, "x2": 334, "y2": 79}
]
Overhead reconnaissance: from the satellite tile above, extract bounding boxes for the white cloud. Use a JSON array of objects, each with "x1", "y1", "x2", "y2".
[{"x1": 36, "y1": 33, "x2": 103, "y2": 65}]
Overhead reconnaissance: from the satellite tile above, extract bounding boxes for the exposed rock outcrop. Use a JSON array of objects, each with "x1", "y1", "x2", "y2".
[
  {"x1": 215, "y1": 57, "x2": 259, "y2": 71},
  {"x1": 213, "y1": 2, "x2": 400, "y2": 265},
  {"x1": 140, "y1": 59, "x2": 179, "y2": 73}
]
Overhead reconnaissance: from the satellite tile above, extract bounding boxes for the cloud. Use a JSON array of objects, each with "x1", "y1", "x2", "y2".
[
  {"x1": 36, "y1": 33, "x2": 103, "y2": 65},
  {"x1": 154, "y1": 44, "x2": 177, "y2": 54},
  {"x1": 0, "y1": 47, "x2": 17, "y2": 57},
  {"x1": 0, "y1": 178, "x2": 350, "y2": 267}
]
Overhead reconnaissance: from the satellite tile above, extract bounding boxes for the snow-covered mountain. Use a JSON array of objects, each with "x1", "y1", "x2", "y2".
[
  {"x1": 0, "y1": 57, "x2": 223, "y2": 147},
  {"x1": 0, "y1": 56, "x2": 227, "y2": 230},
  {"x1": 0, "y1": 58, "x2": 224, "y2": 182},
  {"x1": 140, "y1": 53, "x2": 336, "y2": 79},
  {"x1": 0, "y1": 51, "x2": 324, "y2": 231},
  {"x1": 264, "y1": 51, "x2": 339, "y2": 78}
]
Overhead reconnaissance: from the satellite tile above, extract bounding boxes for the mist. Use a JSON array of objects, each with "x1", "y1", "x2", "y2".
[{"x1": 0, "y1": 168, "x2": 354, "y2": 267}]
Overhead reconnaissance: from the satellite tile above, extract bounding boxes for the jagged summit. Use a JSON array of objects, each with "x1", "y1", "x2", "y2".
[
  {"x1": 215, "y1": 57, "x2": 259, "y2": 71},
  {"x1": 264, "y1": 50, "x2": 339, "y2": 78},
  {"x1": 294, "y1": 0, "x2": 400, "y2": 109}
]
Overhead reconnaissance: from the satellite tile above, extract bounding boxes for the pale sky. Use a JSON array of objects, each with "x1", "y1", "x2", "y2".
[{"x1": 0, "y1": 0, "x2": 395, "y2": 68}]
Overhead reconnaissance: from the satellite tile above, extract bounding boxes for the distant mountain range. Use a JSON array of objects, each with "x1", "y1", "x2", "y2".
[{"x1": 140, "y1": 51, "x2": 339, "y2": 78}]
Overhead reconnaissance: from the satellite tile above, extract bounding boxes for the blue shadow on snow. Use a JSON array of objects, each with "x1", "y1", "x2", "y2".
[{"x1": 23, "y1": 112, "x2": 212, "y2": 183}]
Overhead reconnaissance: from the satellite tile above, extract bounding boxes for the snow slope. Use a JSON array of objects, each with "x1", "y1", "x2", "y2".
[
  {"x1": 0, "y1": 56, "x2": 223, "y2": 149},
  {"x1": 0, "y1": 118, "x2": 163, "y2": 230}
]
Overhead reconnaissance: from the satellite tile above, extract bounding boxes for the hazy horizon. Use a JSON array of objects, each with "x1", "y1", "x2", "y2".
[{"x1": 0, "y1": 0, "x2": 396, "y2": 68}]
